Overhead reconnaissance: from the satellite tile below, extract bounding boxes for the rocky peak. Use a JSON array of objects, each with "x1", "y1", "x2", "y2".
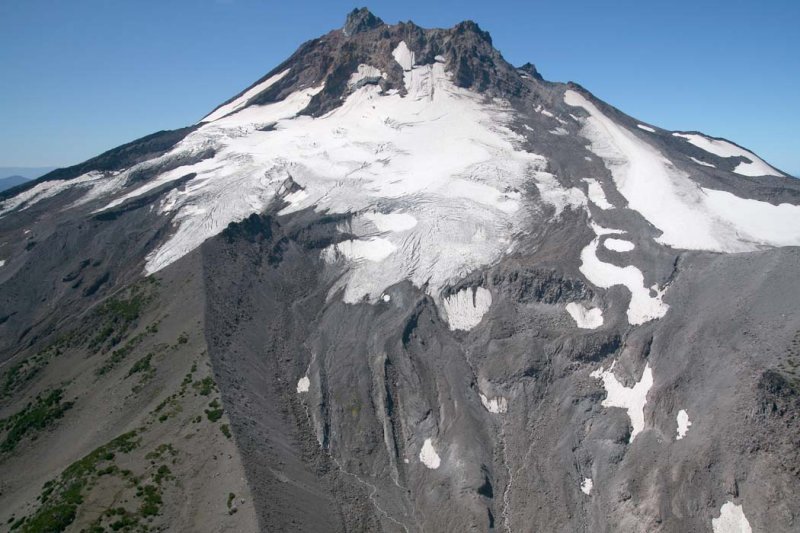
[{"x1": 343, "y1": 7, "x2": 384, "y2": 36}]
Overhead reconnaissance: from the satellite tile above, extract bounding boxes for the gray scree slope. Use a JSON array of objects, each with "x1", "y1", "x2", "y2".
[{"x1": 0, "y1": 8, "x2": 798, "y2": 533}]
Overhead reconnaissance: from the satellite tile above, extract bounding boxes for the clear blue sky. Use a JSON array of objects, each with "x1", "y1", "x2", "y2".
[{"x1": 1, "y1": 0, "x2": 798, "y2": 175}]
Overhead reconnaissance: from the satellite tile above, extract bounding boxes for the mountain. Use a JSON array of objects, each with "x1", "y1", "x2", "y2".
[
  {"x1": 0, "y1": 175, "x2": 29, "y2": 193},
  {"x1": 1, "y1": 7, "x2": 799, "y2": 532},
  {"x1": 0, "y1": 166, "x2": 58, "y2": 180}
]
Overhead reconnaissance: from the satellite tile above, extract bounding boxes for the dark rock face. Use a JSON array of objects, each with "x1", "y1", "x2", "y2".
[
  {"x1": 1, "y1": 8, "x2": 799, "y2": 533},
  {"x1": 343, "y1": 7, "x2": 385, "y2": 36}
]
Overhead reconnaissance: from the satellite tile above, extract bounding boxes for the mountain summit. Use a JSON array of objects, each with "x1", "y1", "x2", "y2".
[{"x1": 1, "y1": 9, "x2": 799, "y2": 533}]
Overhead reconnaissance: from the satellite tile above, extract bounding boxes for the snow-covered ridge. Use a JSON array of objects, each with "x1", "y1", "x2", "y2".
[
  {"x1": 673, "y1": 132, "x2": 783, "y2": 177},
  {"x1": 565, "y1": 90, "x2": 800, "y2": 253},
  {"x1": 201, "y1": 68, "x2": 291, "y2": 123}
]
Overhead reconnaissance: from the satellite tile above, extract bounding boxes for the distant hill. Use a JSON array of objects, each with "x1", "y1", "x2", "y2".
[
  {"x1": 0, "y1": 175, "x2": 29, "y2": 192},
  {"x1": 0, "y1": 166, "x2": 58, "y2": 181}
]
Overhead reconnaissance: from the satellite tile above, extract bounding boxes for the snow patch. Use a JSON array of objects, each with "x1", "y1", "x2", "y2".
[
  {"x1": 676, "y1": 409, "x2": 691, "y2": 440},
  {"x1": 565, "y1": 302, "x2": 604, "y2": 329},
  {"x1": 712, "y1": 502, "x2": 752, "y2": 533},
  {"x1": 583, "y1": 178, "x2": 613, "y2": 210},
  {"x1": 202, "y1": 68, "x2": 291, "y2": 122},
  {"x1": 592, "y1": 362, "x2": 654, "y2": 442},
  {"x1": 1, "y1": 171, "x2": 126, "y2": 216},
  {"x1": 580, "y1": 477, "x2": 593, "y2": 495},
  {"x1": 673, "y1": 133, "x2": 782, "y2": 177},
  {"x1": 565, "y1": 90, "x2": 799, "y2": 252},
  {"x1": 392, "y1": 41, "x2": 415, "y2": 71},
  {"x1": 381, "y1": 293, "x2": 391, "y2": 303},
  {"x1": 637, "y1": 124, "x2": 655, "y2": 133},
  {"x1": 603, "y1": 238, "x2": 635, "y2": 252},
  {"x1": 580, "y1": 232, "x2": 668, "y2": 325},
  {"x1": 296, "y1": 376, "x2": 310, "y2": 393},
  {"x1": 442, "y1": 287, "x2": 492, "y2": 331},
  {"x1": 690, "y1": 156, "x2": 716, "y2": 168},
  {"x1": 479, "y1": 393, "x2": 508, "y2": 414},
  {"x1": 0, "y1": 259, "x2": 5, "y2": 268},
  {"x1": 419, "y1": 438, "x2": 441, "y2": 469}
]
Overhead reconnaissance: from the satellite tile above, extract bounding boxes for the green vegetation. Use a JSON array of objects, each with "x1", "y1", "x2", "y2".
[
  {"x1": 127, "y1": 353, "x2": 154, "y2": 377},
  {"x1": 1, "y1": 333, "x2": 79, "y2": 399},
  {"x1": 205, "y1": 399, "x2": 223, "y2": 422},
  {"x1": 0, "y1": 389, "x2": 74, "y2": 453},
  {"x1": 220, "y1": 424, "x2": 232, "y2": 439},
  {"x1": 14, "y1": 431, "x2": 139, "y2": 532},
  {"x1": 88, "y1": 281, "x2": 157, "y2": 354},
  {"x1": 193, "y1": 376, "x2": 216, "y2": 396}
]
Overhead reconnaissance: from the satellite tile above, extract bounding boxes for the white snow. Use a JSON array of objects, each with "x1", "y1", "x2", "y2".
[
  {"x1": 479, "y1": 393, "x2": 508, "y2": 414},
  {"x1": 580, "y1": 477, "x2": 593, "y2": 495},
  {"x1": 580, "y1": 232, "x2": 668, "y2": 325},
  {"x1": 637, "y1": 124, "x2": 656, "y2": 133},
  {"x1": 296, "y1": 376, "x2": 310, "y2": 393},
  {"x1": 603, "y1": 238, "x2": 635, "y2": 252},
  {"x1": 592, "y1": 362, "x2": 654, "y2": 443},
  {"x1": 565, "y1": 302, "x2": 604, "y2": 329},
  {"x1": 676, "y1": 409, "x2": 692, "y2": 440},
  {"x1": 87, "y1": 53, "x2": 583, "y2": 312},
  {"x1": 0, "y1": 171, "x2": 126, "y2": 216},
  {"x1": 392, "y1": 41, "x2": 415, "y2": 71},
  {"x1": 701, "y1": 188, "x2": 800, "y2": 247},
  {"x1": 442, "y1": 287, "x2": 492, "y2": 331},
  {"x1": 712, "y1": 502, "x2": 752, "y2": 533},
  {"x1": 673, "y1": 132, "x2": 782, "y2": 177},
  {"x1": 0, "y1": 259, "x2": 5, "y2": 268},
  {"x1": 549, "y1": 127, "x2": 569, "y2": 136},
  {"x1": 363, "y1": 211, "x2": 417, "y2": 232},
  {"x1": 348, "y1": 64, "x2": 385, "y2": 89},
  {"x1": 323, "y1": 237, "x2": 397, "y2": 263},
  {"x1": 381, "y1": 293, "x2": 391, "y2": 302},
  {"x1": 534, "y1": 105, "x2": 554, "y2": 118},
  {"x1": 690, "y1": 156, "x2": 716, "y2": 168},
  {"x1": 202, "y1": 68, "x2": 291, "y2": 122},
  {"x1": 583, "y1": 178, "x2": 613, "y2": 209},
  {"x1": 419, "y1": 438, "x2": 441, "y2": 469},
  {"x1": 565, "y1": 90, "x2": 800, "y2": 252}
]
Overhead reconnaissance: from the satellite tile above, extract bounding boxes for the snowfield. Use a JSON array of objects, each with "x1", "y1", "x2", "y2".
[
  {"x1": 673, "y1": 132, "x2": 782, "y2": 177},
  {"x1": 565, "y1": 90, "x2": 800, "y2": 252}
]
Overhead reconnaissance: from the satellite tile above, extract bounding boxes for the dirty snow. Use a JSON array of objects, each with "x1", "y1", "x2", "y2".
[
  {"x1": 419, "y1": 438, "x2": 441, "y2": 469},
  {"x1": 479, "y1": 393, "x2": 508, "y2": 414},
  {"x1": 392, "y1": 41, "x2": 415, "y2": 71},
  {"x1": 637, "y1": 124, "x2": 655, "y2": 133},
  {"x1": 676, "y1": 409, "x2": 691, "y2": 440},
  {"x1": 603, "y1": 238, "x2": 635, "y2": 252},
  {"x1": 296, "y1": 376, "x2": 310, "y2": 393},
  {"x1": 712, "y1": 501, "x2": 752, "y2": 533},
  {"x1": 583, "y1": 178, "x2": 613, "y2": 210},
  {"x1": 565, "y1": 90, "x2": 800, "y2": 252},
  {"x1": 202, "y1": 68, "x2": 291, "y2": 122},
  {"x1": 673, "y1": 132, "x2": 782, "y2": 177},
  {"x1": 592, "y1": 362, "x2": 654, "y2": 442},
  {"x1": 580, "y1": 478, "x2": 593, "y2": 495},
  {"x1": 565, "y1": 302, "x2": 604, "y2": 329},
  {"x1": 442, "y1": 287, "x2": 492, "y2": 331},
  {"x1": 348, "y1": 64, "x2": 385, "y2": 89}
]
